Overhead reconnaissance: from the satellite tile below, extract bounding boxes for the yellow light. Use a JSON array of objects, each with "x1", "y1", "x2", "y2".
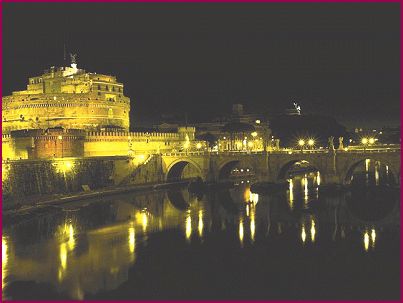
[
  {"x1": 371, "y1": 229, "x2": 376, "y2": 248},
  {"x1": 368, "y1": 138, "x2": 375, "y2": 144},
  {"x1": 250, "y1": 206, "x2": 256, "y2": 241},
  {"x1": 247, "y1": 141, "x2": 253, "y2": 148},
  {"x1": 58, "y1": 135, "x2": 63, "y2": 140},
  {"x1": 361, "y1": 138, "x2": 368, "y2": 144},
  {"x1": 308, "y1": 139, "x2": 315, "y2": 146},
  {"x1": 67, "y1": 224, "x2": 75, "y2": 251},
  {"x1": 298, "y1": 139, "x2": 305, "y2": 146},
  {"x1": 364, "y1": 231, "x2": 369, "y2": 252},
  {"x1": 141, "y1": 212, "x2": 148, "y2": 233},
  {"x1": 251, "y1": 131, "x2": 258, "y2": 137},
  {"x1": 310, "y1": 219, "x2": 316, "y2": 243},
  {"x1": 128, "y1": 224, "x2": 135, "y2": 254},
  {"x1": 198, "y1": 210, "x2": 203, "y2": 238},
  {"x1": 60, "y1": 242, "x2": 67, "y2": 270},
  {"x1": 138, "y1": 154, "x2": 145, "y2": 161},
  {"x1": 239, "y1": 219, "x2": 244, "y2": 247},
  {"x1": 288, "y1": 179, "x2": 294, "y2": 209},
  {"x1": 255, "y1": 120, "x2": 261, "y2": 124},
  {"x1": 2, "y1": 236, "x2": 8, "y2": 290},
  {"x1": 185, "y1": 213, "x2": 192, "y2": 241},
  {"x1": 196, "y1": 143, "x2": 202, "y2": 149},
  {"x1": 301, "y1": 224, "x2": 306, "y2": 244},
  {"x1": 55, "y1": 160, "x2": 74, "y2": 173}
]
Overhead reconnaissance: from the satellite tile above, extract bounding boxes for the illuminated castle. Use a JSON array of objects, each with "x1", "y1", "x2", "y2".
[
  {"x1": 2, "y1": 58, "x2": 200, "y2": 160},
  {"x1": 2, "y1": 57, "x2": 130, "y2": 134}
]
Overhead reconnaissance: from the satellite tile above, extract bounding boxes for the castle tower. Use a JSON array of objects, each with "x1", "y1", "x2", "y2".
[{"x1": 2, "y1": 60, "x2": 131, "y2": 133}]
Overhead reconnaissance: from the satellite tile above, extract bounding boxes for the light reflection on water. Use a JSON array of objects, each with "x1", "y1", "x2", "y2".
[{"x1": 2, "y1": 170, "x2": 399, "y2": 300}]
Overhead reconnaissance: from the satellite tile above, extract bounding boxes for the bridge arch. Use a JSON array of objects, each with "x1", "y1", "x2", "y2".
[
  {"x1": 166, "y1": 159, "x2": 204, "y2": 182},
  {"x1": 344, "y1": 158, "x2": 398, "y2": 185},
  {"x1": 277, "y1": 159, "x2": 321, "y2": 181},
  {"x1": 218, "y1": 160, "x2": 240, "y2": 180}
]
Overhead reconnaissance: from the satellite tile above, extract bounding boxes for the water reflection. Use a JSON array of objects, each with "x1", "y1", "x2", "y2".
[{"x1": 2, "y1": 170, "x2": 399, "y2": 300}]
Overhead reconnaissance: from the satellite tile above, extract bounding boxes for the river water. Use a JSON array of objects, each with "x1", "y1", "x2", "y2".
[{"x1": 2, "y1": 167, "x2": 400, "y2": 300}]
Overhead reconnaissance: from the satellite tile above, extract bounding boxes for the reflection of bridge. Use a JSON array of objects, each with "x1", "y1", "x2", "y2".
[{"x1": 161, "y1": 147, "x2": 400, "y2": 185}]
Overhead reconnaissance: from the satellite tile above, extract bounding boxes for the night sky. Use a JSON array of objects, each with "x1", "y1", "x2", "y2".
[{"x1": 3, "y1": 3, "x2": 400, "y2": 128}]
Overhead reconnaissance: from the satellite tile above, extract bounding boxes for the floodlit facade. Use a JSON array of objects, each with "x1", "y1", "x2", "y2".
[{"x1": 2, "y1": 64, "x2": 130, "y2": 134}]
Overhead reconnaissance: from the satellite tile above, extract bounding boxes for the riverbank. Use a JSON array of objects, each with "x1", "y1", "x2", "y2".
[{"x1": 3, "y1": 180, "x2": 193, "y2": 217}]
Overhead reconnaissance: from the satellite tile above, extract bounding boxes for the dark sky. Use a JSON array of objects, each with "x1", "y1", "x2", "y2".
[{"x1": 3, "y1": 3, "x2": 400, "y2": 128}]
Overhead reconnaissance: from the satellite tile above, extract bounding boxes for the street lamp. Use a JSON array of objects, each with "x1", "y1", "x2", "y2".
[
  {"x1": 308, "y1": 139, "x2": 315, "y2": 149},
  {"x1": 298, "y1": 139, "x2": 305, "y2": 151},
  {"x1": 251, "y1": 132, "x2": 258, "y2": 138},
  {"x1": 368, "y1": 137, "x2": 375, "y2": 144}
]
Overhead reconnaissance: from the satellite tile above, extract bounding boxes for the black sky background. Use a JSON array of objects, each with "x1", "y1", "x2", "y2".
[{"x1": 3, "y1": 3, "x2": 400, "y2": 129}]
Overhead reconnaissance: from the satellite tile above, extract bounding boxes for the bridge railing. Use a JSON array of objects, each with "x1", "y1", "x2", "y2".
[{"x1": 159, "y1": 147, "x2": 400, "y2": 157}]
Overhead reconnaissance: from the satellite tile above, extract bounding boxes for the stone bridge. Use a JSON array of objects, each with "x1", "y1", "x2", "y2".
[{"x1": 161, "y1": 147, "x2": 401, "y2": 185}]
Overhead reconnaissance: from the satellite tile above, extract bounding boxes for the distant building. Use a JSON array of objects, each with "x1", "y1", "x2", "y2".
[{"x1": 158, "y1": 104, "x2": 272, "y2": 152}]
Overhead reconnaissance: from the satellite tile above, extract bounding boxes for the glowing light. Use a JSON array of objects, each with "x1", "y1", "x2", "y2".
[
  {"x1": 363, "y1": 231, "x2": 370, "y2": 252},
  {"x1": 255, "y1": 120, "x2": 261, "y2": 124},
  {"x1": 60, "y1": 242, "x2": 67, "y2": 270},
  {"x1": 368, "y1": 138, "x2": 375, "y2": 144},
  {"x1": 365, "y1": 159, "x2": 370, "y2": 172},
  {"x1": 288, "y1": 179, "x2": 294, "y2": 209},
  {"x1": 316, "y1": 171, "x2": 321, "y2": 186},
  {"x1": 138, "y1": 154, "x2": 145, "y2": 161},
  {"x1": 301, "y1": 224, "x2": 307, "y2": 244},
  {"x1": 196, "y1": 143, "x2": 202, "y2": 149},
  {"x1": 185, "y1": 213, "x2": 192, "y2": 241},
  {"x1": 303, "y1": 174, "x2": 308, "y2": 202},
  {"x1": 58, "y1": 135, "x2": 63, "y2": 140},
  {"x1": 128, "y1": 224, "x2": 135, "y2": 255},
  {"x1": 250, "y1": 208, "x2": 256, "y2": 242},
  {"x1": 310, "y1": 219, "x2": 316, "y2": 243},
  {"x1": 371, "y1": 229, "x2": 376, "y2": 248},
  {"x1": 239, "y1": 219, "x2": 244, "y2": 247},
  {"x1": 308, "y1": 139, "x2": 315, "y2": 146},
  {"x1": 247, "y1": 141, "x2": 253, "y2": 148},
  {"x1": 55, "y1": 160, "x2": 74, "y2": 173},
  {"x1": 361, "y1": 138, "x2": 368, "y2": 145},
  {"x1": 375, "y1": 164, "x2": 379, "y2": 186},
  {"x1": 249, "y1": 192, "x2": 259, "y2": 205},
  {"x1": 198, "y1": 210, "x2": 204, "y2": 238},
  {"x1": 141, "y1": 211, "x2": 148, "y2": 233},
  {"x1": 251, "y1": 132, "x2": 258, "y2": 137},
  {"x1": 298, "y1": 139, "x2": 305, "y2": 147},
  {"x1": 2, "y1": 236, "x2": 8, "y2": 290},
  {"x1": 67, "y1": 224, "x2": 75, "y2": 251}
]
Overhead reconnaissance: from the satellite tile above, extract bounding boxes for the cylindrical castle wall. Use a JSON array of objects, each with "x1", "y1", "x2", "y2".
[{"x1": 2, "y1": 94, "x2": 130, "y2": 133}]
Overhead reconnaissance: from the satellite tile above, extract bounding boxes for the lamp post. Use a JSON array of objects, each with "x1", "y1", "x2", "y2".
[{"x1": 308, "y1": 139, "x2": 315, "y2": 150}]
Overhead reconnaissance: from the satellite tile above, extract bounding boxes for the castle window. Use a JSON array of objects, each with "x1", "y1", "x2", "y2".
[
  {"x1": 98, "y1": 85, "x2": 101, "y2": 90},
  {"x1": 112, "y1": 86, "x2": 115, "y2": 92},
  {"x1": 105, "y1": 85, "x2": 109, "y2": 91}
]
